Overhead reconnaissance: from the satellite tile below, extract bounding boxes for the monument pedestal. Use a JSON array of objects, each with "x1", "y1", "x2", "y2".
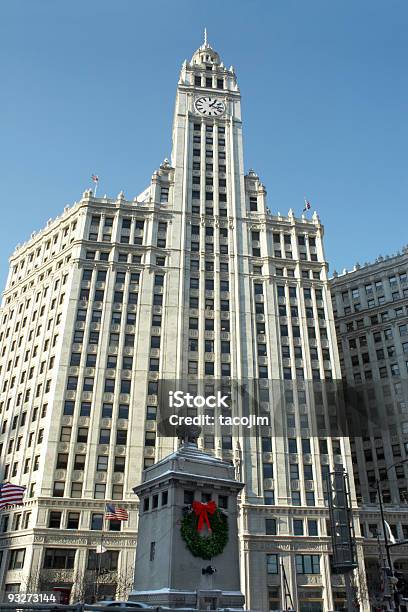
[{"x1": 129, "y1": 436, "x2": 245, "y2": 610}]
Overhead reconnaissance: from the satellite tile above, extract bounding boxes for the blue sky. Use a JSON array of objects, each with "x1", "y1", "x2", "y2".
[{"x1": 1, "y1": 1, "x2": 407, "y2": 288}]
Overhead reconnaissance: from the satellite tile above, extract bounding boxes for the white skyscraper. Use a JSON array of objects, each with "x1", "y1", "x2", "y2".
[{"x1": 0, "y1": 36, "x2": 368, "y2": 610}]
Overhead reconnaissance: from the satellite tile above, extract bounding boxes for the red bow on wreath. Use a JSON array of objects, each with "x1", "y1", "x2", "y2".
[{"x1": 192, "y1": 500, "x2": 217, "y2": 532}]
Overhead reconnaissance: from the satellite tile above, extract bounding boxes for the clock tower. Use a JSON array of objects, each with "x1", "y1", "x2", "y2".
[
  {"x1": 170, "y1": 31, "x2": 249, "y2": 220},
  {"x1": 164, "y1": 31, "x2": 269, "y2": 394}
]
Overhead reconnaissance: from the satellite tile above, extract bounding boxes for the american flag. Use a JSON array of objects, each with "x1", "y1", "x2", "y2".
[
  {"x1": 303, "y1": 198, "x2": 311, "y2": 213},
  {"x1": 105, "y1": 504, "x2": 128, "y2": 521},
  {"x1": 91, "y1": 174, "x2": 99, "y2": 183},
  {"x1": 0, "y1": 483, "x2": 25, "y2": 510}
]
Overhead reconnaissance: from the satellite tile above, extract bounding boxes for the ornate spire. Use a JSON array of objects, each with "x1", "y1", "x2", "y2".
[{"x1": 204, "y1": 27, "x2": 208, "y2": 47}]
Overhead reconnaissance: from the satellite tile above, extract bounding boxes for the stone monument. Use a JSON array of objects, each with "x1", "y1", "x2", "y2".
[{"x1": 129, "y1": 426, "x2": 245, "y2": 610}]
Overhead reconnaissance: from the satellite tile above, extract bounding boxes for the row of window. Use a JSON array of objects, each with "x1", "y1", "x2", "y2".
[
  {"x1": 341, "y1": 291, "x2": 408, "y2": 315},
  {"x1": 63, "y1": 400, "x2": 129, "y2": 418},
  {"x1": 59, "y1": 426, "x2": 128, "y2": 445},
  {"x1": 267, "y1": 553, "x2": 320, "y2": 574},
  {"x1": 85, "y1": 249, "x2": 145, "y2": 264},
  {"x1": 56, "y1": 452, "x2": 126, "y2": 472},
  {"x1": 265, "y1": 517, "x2": 318, "y2": 536},
  {"x1": 341, "y1": 272, "x2": 408, "y2": 303},
  {"x1": 66, "y1": 376, "x2": 133, "y2": 394},
  {"x1": 193, "y1": 123, "x2": 225, "y2": 133},
  {"x1": 344, "y1": 315, "x2": 408, "y2": 335},
  {"x1": 82, "y1": 269, "x2": 141, "y2": 284},
  {"x1": 48, "y1": 510, "x2": 124, "y2": 531},
  {"x1": 194, "y1": 75, "x2": 225, "y2": 89},
  {"x1": 277, "y1": 285, "x2": 324, "y2": 301},
  {"x1": 10, "y1": 220, "x2": 77, "y2": 279},
  {"x1": 53, "y1": 481, "x2": 124, "y2": 500},
  {"x1": 252, "y1": 232, "x2": 317, "y2": 260},
  {"x1": 275, "y1": 267, "x2": 322, "y2": 280},
  {"x1": 1, "y1": 277, "x2": 66, "y2": 334}
]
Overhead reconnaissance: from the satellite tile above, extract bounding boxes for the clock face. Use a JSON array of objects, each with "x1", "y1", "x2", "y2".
[{"x1": 194, "y1": 96, "x2": 225, "y2": 117}]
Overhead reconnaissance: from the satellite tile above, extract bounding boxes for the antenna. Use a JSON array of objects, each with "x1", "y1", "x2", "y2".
[{"x1": 204, "y1": 27, "x2": 208, "y2": 46}]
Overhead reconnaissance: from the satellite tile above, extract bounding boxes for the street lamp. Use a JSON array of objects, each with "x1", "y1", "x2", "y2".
[{"x1": 371, "y1": 457, "x2": 408, "y2": 611}]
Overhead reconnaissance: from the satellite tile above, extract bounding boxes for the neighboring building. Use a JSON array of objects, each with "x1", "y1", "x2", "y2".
[
  {"x1": 0, "y1": 36, "x2": 368, "y2": 610},
  {"x1": 330, "y1": 249, "x2": 408, "y2": 600}
]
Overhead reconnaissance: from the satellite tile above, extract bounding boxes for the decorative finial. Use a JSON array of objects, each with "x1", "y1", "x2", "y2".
[
  {"x1": 204, "y1": 27, "x2": 208, "y2": 46},
  {"x1": 176, "y1": 424, "x2": 202, "y2": 446}
]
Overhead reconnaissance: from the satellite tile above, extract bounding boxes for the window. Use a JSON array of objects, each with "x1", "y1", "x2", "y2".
[
  {"x1": 8, "y1": 549, "x2": 25, "y2": 570},
  {"x1": 97, "y1": 455, "x2": 108, "y2": 471},
  {"x1": 184, "y1": 490, "x2": 194, "y2": 505},
  {"x1": 308, "y1": 519, "x2": 318, "y2": 536},
  {"x1": 264, "y1": 491, "x2": 275, "y2": 505},
  {"x1": 304, "y1": 464, "x2": 313, "y2": 480},
  {"x1": 44, "y1": 549, "x2": 75, "y2": 569},
  {"x1": 290, "y1": 464, "x2": 299, "y2": 480},
  {"x1": 63, "y1": 401, "x2": 74, "y2": 416},
  {"x1": 99, "y1": 429, "x2": 111, "y2": 444},
  {"x1": 265, "y1": 519, "x2": 277, "y2": 535},
  {"x1": 94, "y1": 484, "x2": 106, "y2": 499},
  {"x1": 102, "y1": 404, "x2": 113, "y2": 419},
  {"x1": 267, "y1": 554, "x2": 279, "y2": 574},
  {"x1": 205, "y1": 362, "x2": 214, "y2": 375},
  {"x1": 66, "y1": 376, "x2": 78, "y2": 390},
  {"x1": 74, "y1": 454, "x2": 85, "y2": 470},
  {"x1": 104, "y1": 379, "x2": 115, "y2": 393},
  {"x1": 67, "y1": 512, "x2": 80, "y2": 529},
  {"x1": 112, "y1": 484, "x2": 123, "y2": 500},
  {"x1": 80, "y1": 402, "x2": 91, "y2": 417},
  {"x1": 87, "y1": 549, "x2": 119, "y2": 571},
  {"x1": 114, "y1": 456, "x2": 125, "y2": 472},
  {"x1": 91, "y1": 513, "x2": 103, "y2": 530},
  {"x1": 121, "y1": 379, "x2": 132, "y2": 393},
  {"x1": 116, "y1": 430, "x2": 127, "y2": 445},
  {"x1": 116, "y1": 404, "x2": 128, "y2": 420},
  {"x1": 400, "y1": 324, "x2": 408, "y2": 337},
  {"x1": 70, "y1": 352, "x2": 81, "y2": 366},
  {"x1": 53, "y1": 482, "x2": 65, "y2": 497},
  {"x1": 48, "y1": 511, "x2": 62, "y2": 528},
  {"x1": 56, "y1": 453, "x2": 68, "y2": 469},
  {"x1": 262, "y1": 437, "x2": 272, "y2": 452},
  {"x1": 86, "y1": 354, "x2": 97, "y2": 367},
  {"x1": 292, "y1": 491, "x2": 301, "y2": 506},
  {"x1": 83, "y1": 377, "x2": 94, "y2": 392},
  {"x1": 146, "y1": 405, "x2": 157, "y2": 421},
  {"x1": 263, "y1": 463, "x2": 274, "y2": 479},
  {"x1": 77, "y1": 428, "x2": 88, "y2": 443},
  {"x1": 222, "y1": 435, "x2": 232, "y2": 450},
  {"x1": 295, "y1": 554, "x2": 320, "y2": 574},
  {"x1": 306, "y1": 491, "x2": 315, "y2": 506},
  {"x1": 71, "y1": 482, "x2": 82, "y2": 498},
  {"x1": 293, "y1": 519, "x2": 304, "y2": 535}
]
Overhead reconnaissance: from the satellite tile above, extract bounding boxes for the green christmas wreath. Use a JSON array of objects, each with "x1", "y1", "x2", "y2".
[{"x1": 180, "y1": 501, "x2": 228, "y2": 560}]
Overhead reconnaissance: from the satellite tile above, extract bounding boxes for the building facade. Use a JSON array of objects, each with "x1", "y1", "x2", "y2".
[
  {"x1": 0, "y1": 37, "x2": 369, "y2": 610},
  {"x1": 330, "y1": 250, "x2": 408, "y2": 603}
]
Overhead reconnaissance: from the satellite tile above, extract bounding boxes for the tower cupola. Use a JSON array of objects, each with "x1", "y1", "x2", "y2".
[{"x1": 191, "y1": 29, "x2": 221, "y2": 66}]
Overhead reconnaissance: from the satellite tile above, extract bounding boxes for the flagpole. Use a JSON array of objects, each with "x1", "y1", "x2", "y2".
[
  {"x1": 95, "y1": 511, "x2": 106, "y2": 602},
  {"x1": 91, "y1": 175, "x2": 99, "y2": 197}
]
